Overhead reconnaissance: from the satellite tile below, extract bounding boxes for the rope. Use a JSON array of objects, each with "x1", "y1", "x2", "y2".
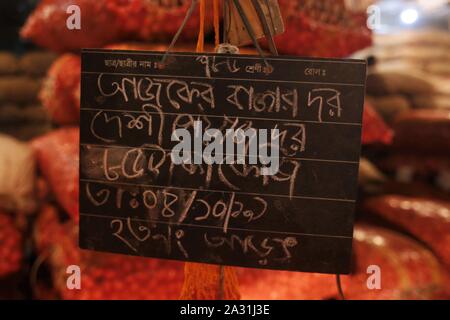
[
  {"x1": 251, "y1": 0, "x2": 278, "y2": 55},
  {"x1": 196, "y1": 0, "x2": 206, "y2": 52},
  {"x1": 336, "y1": 274, "x2": 346, "y2": 300},
  {"x1": 230, "y1": 0, "x2": 269, "y2": 66},
  {"x1": 213, "y1": 0, "x2": 220, "y2": 48},
  {"x1": 30, "y1": 249, "x2": 53, "y2": 298},
  {"x1": 161, "y1": 0, "x2": 199, "y2": 64}
]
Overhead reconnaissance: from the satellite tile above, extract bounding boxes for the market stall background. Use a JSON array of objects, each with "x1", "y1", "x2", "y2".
[{"x1": 0, "y1": 0, "x2": 449, "y2": 300}]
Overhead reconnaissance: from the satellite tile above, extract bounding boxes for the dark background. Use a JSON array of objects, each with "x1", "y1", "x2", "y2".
[{"x1": 0, "y1": 0, "x2": 38, "y2": 52}]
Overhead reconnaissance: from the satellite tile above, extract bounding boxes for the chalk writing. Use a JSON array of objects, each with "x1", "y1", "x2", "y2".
[{"x1": 80, "y1": 50, "x2": 366, "y2": 274}]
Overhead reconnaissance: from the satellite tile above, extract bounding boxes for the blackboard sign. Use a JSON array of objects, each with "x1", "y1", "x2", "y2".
[{"x1": 79, "y1": 49, "x2": 366, "y2": 274}]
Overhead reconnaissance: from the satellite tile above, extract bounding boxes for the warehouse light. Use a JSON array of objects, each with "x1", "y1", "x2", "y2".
[{"x1": 400, "y1": 8, "x2": 419, "y2": 24}]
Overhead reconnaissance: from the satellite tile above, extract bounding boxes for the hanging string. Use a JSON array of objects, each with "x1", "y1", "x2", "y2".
[
  {"x1": 161, "y1": 0, "x2": 199, "y2": 64},
  {"x1": 336, "y1": 274, "x2": 346, "y2": 300},
  {"x1": 223, "y1": 0, "x2": 230, "y2": 43},
  {"x1": 213, "y1": 0, "x2": 221, "y2": 48},
  {"x1": 251, "y1": 0, "x2": 278, "y2": 55},
  {"x1": 230, "y1": 0, "x2": 269, "y2": 67},
  {"x1": 30, "y1": 248, "x2": 53, "y2": 298},
  {"x1": 196, "y1": 0, "x2": 206, "y2": 52}
]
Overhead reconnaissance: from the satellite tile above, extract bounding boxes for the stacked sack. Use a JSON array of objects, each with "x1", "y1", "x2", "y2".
[
  {"x1": 30, "y1": 127, "x2": 188, "y2": 299},
  {"x1": 0, "y1": 134, "x2": 38, "y2": 298},
  {"x1": 357, "y1": 30, "x2": 450, "y2": 197},
  {"x1": 379, "y1": 109, "x2": 450, "y2": 193},
  {"x1": 365, "y1": 196, "x2": 450, "y2": 271},
  {"x1": 21, "y1": 0, "x2": 372, "y2": 57},
  {"x1": 0, "y1": 212, "x2": 24, "y2": 299},
  {"x1": 366, "y1": 30, "x2": 450, "y2": 123},
  {"x1": 34, "y1": 204, "x2": 184, "y2": 300},
  {"x1": 22, "y1": 0, "x2": 216, "y2": 299},
  {"x1": 272, "y1": 0, "x2": 372, "y2": 57},
  {"x1": 32, "y1": 0, "x2": 374, "y2": 126},
  {"x1": 358, "y1": 30, "x2": 450, "y2": 194},
  {"x1": 0, "y1": 51, "x2": 54, "y2": 140},
  {"x1": 0, "y1": 48, "x2": 52, "y2": 298},
  {"x1": 22, "y1": 0, "x2": 450, "y2": 301},
  {"x1": 0, "y1": 213, "x2": 23, "y2": 279},
  {"x1": 238, "y1": 224, "x2": 450, "y2": 300},
  {"x1": 352, "y1": 30, "x2": 450, "y2": 300},
  {"x1": 21, "y1": 0, "x2": 215, "y2": 53}
]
